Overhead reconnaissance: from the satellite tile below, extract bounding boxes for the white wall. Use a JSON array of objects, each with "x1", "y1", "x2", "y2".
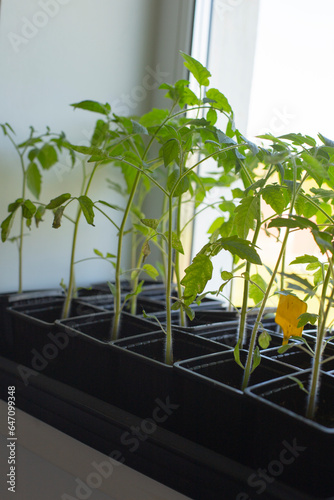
[{"x1": 0, "y1": 0, "x2": 195, "y2": 293}]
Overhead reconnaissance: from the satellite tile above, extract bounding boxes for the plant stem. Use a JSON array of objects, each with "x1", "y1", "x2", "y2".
[
  {"x1": 112, "y1": 170, "x2": 142, "y2": 340},
  {"x1": 238, "y1": 219, "x2": 261, "y2": 346},
  {"x1": 241, "y1": 227, "x2": 290, "y2": 390},
  {"x1": 165, "y1": 196, "x2": 174, "y2": 365},
  {"x1": 61, "y1": 162, "x2": 99, "y2": 319},
  {"x1": 306, "y1": 262, "x2": 333, "y2": 419},
  {"x1": 18, "y1": 160, "x2": 26, "y2": 293}
]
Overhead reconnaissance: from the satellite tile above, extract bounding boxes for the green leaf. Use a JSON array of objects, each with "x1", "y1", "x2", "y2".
[
  {"x1": 258, "y1": 331, "x2": 272, "y2": 349},
  {"x1": 206, "y1": 88, "x2": 232, "y2": 113},
  {"x1": 268, "y1": 215, "x2": 317, "y2": 231},
  {"x1": 251, "y1": 347, "x2": 261, "y2": 373},
  {"x1": 206, "y1": 108, "x2": 217, "y2": 125},
  {"x1": 68, "y1": 144, "x2": 107, "y2": 157},
  {"x1": 234, "y1": 196, "x2": 260, "y2": 239},
  {"x1": 165, "y1": 231, "x2": 184, "y2": 254},
  {"x1": 261, "y1": 185, "x2": 287, "y2": 214},
  {"x1": 297, "y1": 312, "x2": 318, "y2": 328},
  {"x1": 249, "y1": 273, "x2": 267, "y2": 305},
  {"x1": 318, "y1": 133, "x2": 334, "y2": 148},
  {"x1": 139, "y1": 108, "x2": 169, "y2": 127},
  {"x1": 278, "y1": 344, "x2": 294, "y2": 354},
  {"x1": 96, "y1": 200, "x2": 122, "y2": 211},
  {"x1": 131, "y1": 120, "x2": 148, "y2": 135},
  {"x1": 8, "y1": 198, "x2": 23, "y2": 213},
  {"x1": 46, "y1": 193, "x2": 71, "y2": 209},
  {"x1": 52, "y1": 206, "x2": 65, "y2": 228},
  {"x1": 107, "y1": 281, "x2": 116, "y2": 297},
  {"x1": 210, "y1": 236, "x2": 262, "y2": 265},
  {"x1": 239, "y1": 134, "x2": 259, "y2": 155},
  {"x1": 34, "y1": 205, "x2": 45, "y2": 227},
  {"x1": 311, "y1": 229, "x2": 334, "y2": 254},
  {"x1": 180, "y1": 51, "x2": 211, "y2": 86},
  {"x1": 167, "y1": 170, "x2": 190, "y2": 196},
  {"x1": 290, "y1": 254, "x2": 320, "y2": 265},
  {"x1": 233, "y1": 341, "x2": 244, "y2": 369},
  {"x1": 141, "y1": 218, "x2": 159, "y2": 230},
  {"x1": 26, "y1": 162, "x2": 42, "y2": 199},
  {"x1": 78, "y1": 195, "x2": 95, "y2": 226},
  {"x1": 93, "y1": 248, "x2": 103, "y2": 257},
  {"x1": 162, "y1": 138, "x2": 180, "y2": 167},
  {"x1": 91, "y1": 119, "x2": 109, "y2": 147},
  {"x1": 37, "y1": 143, "x2": 58, "y2": 170},
  {"x1": 181, "y1": 254, "x2": 213, "y2": 305},
  {"x1": 142, "y1": 264, "x2": 159, "y2": 280},
  {"x1": 22, "y1": 199, "x2": 36, "y2": 219},
  {"x1": 70, "y1": 100, "x2": 111, "y2": 116},
  {"x1": 221, "y1": 270, "x2": 233, "y2": 280},
  {"x1": 1, "y1": 212, "x2": 16, "y2": 242},
  {"x1": 288, "y1": 376, "x2": 309, "y2": 394},
  {"x1": 301, "y1": 152, "x2": 328, "y2": 187}
]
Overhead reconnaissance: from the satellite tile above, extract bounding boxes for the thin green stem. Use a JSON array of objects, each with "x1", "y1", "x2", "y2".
[
  {"x1": 238, "y1": 219, "x2": 261, "y2": 346},
  {"x1": 242, "y1": 227, "x2": 291, "y2": 390},
  {"x1": 165, "y1": 196, "x2": 174, "y2": 365},
  {"x1": 61, "y1": 162, "x2": 99, "y2": 319},
  {"x1": 306, "y1": 262, "x2": 333, "y2": 419},
  {"x1": 112, "y1": 170, "x2": 142, "y2": 339}
]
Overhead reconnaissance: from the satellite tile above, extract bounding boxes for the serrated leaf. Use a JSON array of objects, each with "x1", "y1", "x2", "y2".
[
  {"x1": 167, "y1": 170, "x2": 190, "y2": 196},
  {"x1": 301, "y1": 152, "x2": 328, "y2": 187},
  {"x1": 181, "y1": 254, "x2": 213, "y2": 305},
  {"x1": 311, "y1": 229, "x2": 333, "y2": 254},
  {"x1": 211, "y1": 236, "x2": 262, "y2": 265},
  {"x1": 46, "y1": 193, "x2": 71, "y2": 209},
  {"x1": 141, "y1": 218, "x2": 159, "y2": 230},
  {"x1": 249, "y1": 273, "x2": 267, "y2": 305},
  {"x1": 78, "y1": 196, "x2": 95, "y2": 226},
  {"x1": 142, "y1": 264, "x2": 159, "y2": 280},
  {"x1": 206, "y1": 88, "x2": 232, "y2": 113},
  {"x1": 297, "y1": 312, "x2": 318, "y2": 328},
  {"x1": 22, "y1": 199, "x2": 36, "y2": 219},
  {"x1": 26, "y1": 162, "x2": 42, "y2": 199},
  {"x1": 139, "y1": 108, "x2": 169, "y2": 127},
  {"x1": 162, "y1": 138, "x2": 180, "y2": 167},
  {"x1": 261, "y1": 185, "x2": 287, "y2": 214},
  {"x1": 71, "y1": 100, "x2": 111, "y2": 116},
  {"x1": 290, "y1": 255, "x2": 320, "y2": 265},
  {"x1": 131, "y1": 120, "x2": 148, "y2": 135},
  {"x1": 258, "y1": 331, "x2": 272, "y2": 349},
  {"x1": 165, "y1": 231, "x2": 184, "y2": 254},
  {"x1": 239, "y1": 134, "x2": 259, "y2": 155},
  {"x1": 8, "y1": 198, "x2": 23, "y2": 213},
  {"x1": 1, "y1": 212, "x2": 16, "y2": 242},
  {"x1": 91, "y1": 119, "x2": 109, "y2": 147},
  {"x1": 180, "y1": 51, "x2": 211, "y2": 86},
  {"x1": 234, "y1": 196, "x2": 260, "y2": 239},
  {"x1": 268, "y1": 215, "x2": 317, "y2": 231},
  {"x1": 37, "y1": 143, "x2": 58, "y2": 170}
]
